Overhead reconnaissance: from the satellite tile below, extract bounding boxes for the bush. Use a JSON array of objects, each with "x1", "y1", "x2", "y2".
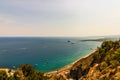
[
  {"x1": 19, "y1": 64, "x2": 35, "y2": 77},
  {"x1": 0, "y1": 71, "x2": 8, "y2": 80},
  {"x1": 100, "y1": 61, "x2": 108, "y2": 70},
  {"x1": 110, "y1": 60, "x2": 119, "y2": 68}
]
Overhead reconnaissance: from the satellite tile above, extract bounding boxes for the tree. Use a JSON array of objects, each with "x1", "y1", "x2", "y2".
[{"x1": 19, "y1": 64, "x2": 35, "y2": 77}]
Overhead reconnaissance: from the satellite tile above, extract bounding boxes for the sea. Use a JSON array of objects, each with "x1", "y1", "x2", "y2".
[{"x1": 0, "y1": 37, "x2": 102, "y2": 72}]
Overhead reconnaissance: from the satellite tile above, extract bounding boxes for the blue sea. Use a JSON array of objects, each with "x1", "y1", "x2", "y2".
[{"x1": 0, "y1": 37, "x2": 101, "y2": 72}]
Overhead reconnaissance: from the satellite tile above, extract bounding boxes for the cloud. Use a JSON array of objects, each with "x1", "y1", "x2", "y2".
[
  {"x1": 0, "y1": 14, "x2": 16, "y2": 26},
  {"x1": 0, "y1": 0, "x2": 81, "y2": 16},
  {"x1": 0, "y1": 0, "x2": 82, "y2": 27},
  {"x1": 0, "y1": 0, "x2": 120, "y2": 36}
]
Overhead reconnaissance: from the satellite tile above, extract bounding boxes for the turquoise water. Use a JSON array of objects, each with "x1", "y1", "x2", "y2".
[{"x1": 0, "y1": 37, "x2": 101, "y2": 72}]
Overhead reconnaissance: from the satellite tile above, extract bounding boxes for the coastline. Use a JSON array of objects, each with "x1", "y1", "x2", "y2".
[
  {"x1": 71, "y1": 49, "x2": 97, "y2": 65},
  {"x1": 0, "y1": 50, "x2": 97, "y2": 76},
  {"x1": 45, "y1": 49, "x2": 97, "y2": 75}
]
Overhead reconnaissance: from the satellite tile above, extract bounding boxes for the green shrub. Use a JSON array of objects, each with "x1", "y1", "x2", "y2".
[
  {"x1": 19, "y1": 64, "x2": 35, "y2": 77},
  {"x1": 110, "y1": 60, "x2": 119, "y2": 68},
  {"x1": 100, "y1": 61, "x2": 108, "y2": 70},
  {"x1": 0, "y1": 71, "x2": 8, "y2": 80}
]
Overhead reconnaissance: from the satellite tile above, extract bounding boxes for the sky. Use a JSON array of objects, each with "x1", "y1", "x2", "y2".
[{"x1": 0, "y1": 0, "x2": 120, "y2": 37}]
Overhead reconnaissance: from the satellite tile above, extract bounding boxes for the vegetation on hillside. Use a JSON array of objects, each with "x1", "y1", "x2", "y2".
[
  {"x1": 70, "y1": 40, "x2": 120, "y2": 80},
  {"x1": 0, "y1": 64, "x2": 65, "y2": 80},
  {"x1": 0, "y1": 64, "x2": 49, "y2": 80}
]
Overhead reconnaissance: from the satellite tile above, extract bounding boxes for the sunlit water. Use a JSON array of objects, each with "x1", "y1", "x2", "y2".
[{"x1": 0, "y1": 37, "x2": 101, "y2": 72}]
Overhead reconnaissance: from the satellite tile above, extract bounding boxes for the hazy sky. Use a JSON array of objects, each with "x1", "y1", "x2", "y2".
[{"x1": 0, "y1": 0, "x2": 120, "y2": 36}]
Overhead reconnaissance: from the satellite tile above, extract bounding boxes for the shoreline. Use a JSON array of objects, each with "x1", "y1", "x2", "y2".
[
  {"x1": 45, "y1": 49, "x2": 97, "y2": 75},
  {"x1": 0, "y1": 50, "x2": 97, "y2": 75}
]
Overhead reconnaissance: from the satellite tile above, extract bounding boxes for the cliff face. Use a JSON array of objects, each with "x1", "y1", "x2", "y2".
[{"x1": 70, "y1": 40, "x2": 120, "y2": 80}]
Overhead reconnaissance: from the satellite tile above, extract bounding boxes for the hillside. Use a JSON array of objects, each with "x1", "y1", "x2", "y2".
[{"x1": 69, "y1": 40, "x2": 120, "y2": 80}]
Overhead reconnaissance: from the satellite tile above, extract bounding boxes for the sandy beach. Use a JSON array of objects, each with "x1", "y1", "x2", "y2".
[{"x1": 45, "y1": 49, "x2": 97, "y2": 76}]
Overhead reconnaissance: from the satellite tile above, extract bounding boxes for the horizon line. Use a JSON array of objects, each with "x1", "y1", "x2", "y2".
[{"x1": 0, "y1": 35, "x2": 119, "y2": 38}]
